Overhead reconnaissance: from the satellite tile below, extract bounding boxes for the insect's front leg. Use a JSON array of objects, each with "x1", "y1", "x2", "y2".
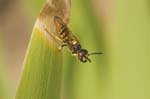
[
  {"x1": 61, "y1": 44, "x2": 67, "y2": 47},
  {"x1": 58, "y1": 43, "x2": 67, "y2": 50}
]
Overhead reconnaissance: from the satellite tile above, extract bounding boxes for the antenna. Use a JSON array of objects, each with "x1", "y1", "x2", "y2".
[{"x1": 88, "y1": 52, "x2": 102, "y2": 56}]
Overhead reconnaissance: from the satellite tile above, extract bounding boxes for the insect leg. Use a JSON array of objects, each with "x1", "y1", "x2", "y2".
[
  {"x1": 57, "y1": 44, "x2": 67, "y2": 50},
  {"x1": 61, "y1": 44, "x2": 67, "y2": 47}
]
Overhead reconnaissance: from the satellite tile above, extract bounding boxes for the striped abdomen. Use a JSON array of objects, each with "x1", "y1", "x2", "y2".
[{"x1": 58, "y1": 24, "x2": 69, "y2": 41}]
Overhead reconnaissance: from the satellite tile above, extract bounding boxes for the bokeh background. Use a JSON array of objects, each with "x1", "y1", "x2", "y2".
[{"x1": 0, "y1": 0, "x2": 149, "y2": 99}]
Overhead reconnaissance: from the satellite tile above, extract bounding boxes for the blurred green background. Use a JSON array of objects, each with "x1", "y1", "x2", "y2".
[{"x1": 0, "y1": 0, "x2": 149, "y2": 99}]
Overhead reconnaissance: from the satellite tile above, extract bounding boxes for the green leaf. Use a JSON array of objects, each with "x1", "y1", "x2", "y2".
[
  {"x1": 15, "y1": 27, "x2": 62, "y2": 99},
  {"x1": 15, "y1": 0, "x2": 71, "y2": 98}
]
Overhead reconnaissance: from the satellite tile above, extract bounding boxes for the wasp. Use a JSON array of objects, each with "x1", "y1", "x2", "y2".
[{"x1": 45, "y1": 16, "x2": 102, "y2": 63}]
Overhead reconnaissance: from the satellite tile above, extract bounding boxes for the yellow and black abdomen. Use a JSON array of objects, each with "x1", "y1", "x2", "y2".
[{"x1": 58, "y1": 24, "x2": 70, "y2": 42}]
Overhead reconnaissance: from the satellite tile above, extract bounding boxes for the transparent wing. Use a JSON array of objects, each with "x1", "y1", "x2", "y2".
[{"x1": 54, "y1": 16, "x2": 80, "y2": 43}]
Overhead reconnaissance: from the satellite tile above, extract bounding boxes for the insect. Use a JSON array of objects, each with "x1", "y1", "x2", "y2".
[{"x1": 46, "y1": 16, "x2": 102, "y2": 63}]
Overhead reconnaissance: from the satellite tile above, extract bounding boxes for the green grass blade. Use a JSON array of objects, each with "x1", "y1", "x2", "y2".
[
  {"x1": 15, "y1": 26, "x2": 62, "y2": 99},
  {"x1": 15, "y1": 0, "x2": 71, "y2": 98}
]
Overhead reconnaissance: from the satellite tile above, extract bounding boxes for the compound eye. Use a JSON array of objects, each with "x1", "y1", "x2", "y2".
[
  {"x1": 78, "y1": 49, "x2": 89, "y2": 63},
  {"x1": 74, "y1": 43, "x2": 81, "y2": 51},
  {"x1": 78, "y1": 53, "x2": 87, "y2": 63}
]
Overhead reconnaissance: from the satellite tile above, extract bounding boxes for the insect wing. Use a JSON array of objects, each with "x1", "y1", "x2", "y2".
[
  {"x1": 54, "y1": 16, "x2": 66, "y2": 33},
  {"x1": 54, "y1": 16, "x2": 80, "y2": 44}
]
